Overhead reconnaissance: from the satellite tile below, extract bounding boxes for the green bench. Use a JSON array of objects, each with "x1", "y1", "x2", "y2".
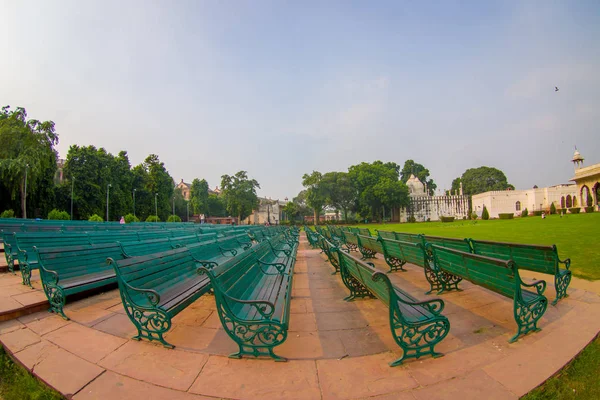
[
  {"x1": 108, "y1": 247, "x2": 212, "y2": 348},
  {"x1": 320, "y1": 236, "x2": 342, "y2": 274},
  {"x1": 429, "y1": 245, "x2": 548, "y2": 342},
  {"x1": 424, "y1": 236, "x2": 472, "y2": 254},
  {"x1": 350, "y1": 227, "x2": 372, "y2": 237},
  {"x1": 15, "y1": 232, "x2": 93, "y2": 287},
  {"x1": 355, "y1": 234, "x2": 380, "y2": 260},
  {"x1": 377, "y1": 230, "x2": 425, "y2": 246},
  {"x1": 198, "y1": 241, "x2": 295, "y2": 361},
  {"x1": 342, "y1": 231, "x2": 360, "y2": 253},
  {"x1": 2, "y1": 232, "x2": 20, "y2": 273},
  {"x1": 337, "y1": 249, "x2": 450, "y2": 365},
  {"x1": 186, "y1": 234, "x2": 252, "y2": 268},
  {"x1": 119, "y1": 238, "x2": 174, "y2": 257},
  {"x1": 469, "y1": 239, "x2": 571, "y2": 305},
  {"x1": 35, "y1": 243, "x2": 126, "y2": 319}
]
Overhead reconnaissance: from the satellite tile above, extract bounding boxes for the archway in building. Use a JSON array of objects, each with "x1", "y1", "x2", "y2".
[
  {"x1": 594, "y1": 183, "x2": 600, "y2": 207},
  {"x1": 515, "y1": 201, "x2": 521, "y2": 211},
  {"x1": 566, "y1": 195, "x2": 572, "y2": 208},
  {"x1": 581, "y1": 185, "x2": 591, "y2": 207},
  {"x1": 573, "y1": 196, "x2": 578, "y2": 207}
]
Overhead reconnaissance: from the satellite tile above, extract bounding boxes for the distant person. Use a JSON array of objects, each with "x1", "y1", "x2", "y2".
[
  {"x1": 119, "y1": 216, "x2": 125, "y2": 224},
  {"x1": 541, "y1": 212, "x2": 546, "y2": 219},
  {"x1": 200, "y1": 214, "x2": 205, "y2": 224}
]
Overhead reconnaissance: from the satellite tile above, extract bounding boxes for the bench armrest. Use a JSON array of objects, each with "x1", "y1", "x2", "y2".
[
  {"x1": 39, "y1": 264, "x2": 60, "y2": 285},
  {"x1": 194, "y1": 259, "x2": 218, "y2": 268},
  {"x1": 123, "y1": 281, "x2": 161, "y2": 307},
  {"x1": 257, "y1": 259, "x2": 290, "y2": 275},
  {"x1": 521, "y1": 279, "x2": 546, "y2": 296},
  {"x1": 558, "y1": 257, "x2": 571, "y2": 270},
  {"x1": 404, "y1": 298, "x2": 445, "y2": 315},
  {"x1": 219, "y1": 246, "x2": 238, "y2": 257}
]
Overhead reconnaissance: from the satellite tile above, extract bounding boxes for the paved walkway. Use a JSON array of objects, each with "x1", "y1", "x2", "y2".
[{"x1": 1, "y1": 236, "x2": 599, "y2": 399}]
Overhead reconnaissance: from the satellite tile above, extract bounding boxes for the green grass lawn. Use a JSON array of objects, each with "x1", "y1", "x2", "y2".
[
  {"x1": 522, "y1": 335, "x2": 600, "y2": 400},
  {"x1": 0, "y1": 347, "x2": 63, "y2": 400},
  {"x1": 355, "y1": 212, "x2": 600, "y2": 280}
]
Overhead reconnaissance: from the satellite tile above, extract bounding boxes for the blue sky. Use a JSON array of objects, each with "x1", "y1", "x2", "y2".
[{"x1": 2, "y1": 0, "x2": 599, "y2": 199}]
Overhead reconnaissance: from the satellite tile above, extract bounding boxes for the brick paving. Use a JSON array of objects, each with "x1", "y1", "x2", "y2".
[{"x1": 0, "y1": 235, "x2": 599, "y2": 399}]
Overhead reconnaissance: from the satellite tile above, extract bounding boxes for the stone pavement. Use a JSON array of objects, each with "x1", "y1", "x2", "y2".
[{"x1": 0, "y1": 235, "x2": 599, "y2": 399}]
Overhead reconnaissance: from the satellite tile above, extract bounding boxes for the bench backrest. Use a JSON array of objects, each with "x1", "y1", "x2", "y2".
[
  {"x1": 430, "y1": 245, "x2": 518, "y2": 298},
  {"x1": 35, "y1": 242, "x2": 125, "y2": 281},
  {"x1": 469, "y1": 239, "x2": 559, "y2": 275},
  {"x1": 338, "y1": 249, "x2": 391, "y2": 307},
  {"x1": 425, "y1": 236, "x2": 472, "y2": 254},
  {"x1": 88, "y1": 232, "x2": 140, "y2": 244},
  {"x1": 342, "y1": 231, "x2": 359, "y2": 246},
  {"x1": 322, "y1": 237, "x2": 341, "y2": 266},
  {"x1": 111, "y1": 247, "x2": 202, "y2": 306},
  {"x1": 379, "y1": 238, "x2": 427, "y2": 267},
  {"x1": 169, "y1": 234, "x2": 200, "y2": 248},
  {"x1": 208, "y1": 243, "x2": 264, "y2": 300},
  {"x1": 16, "y1": 233, "x2": 92, "y2": 260},
  {"x1": 119, "y1": 238, "x2": 174, "y2": 257},
  {"x1": 357, "y1": 234, "x2": 383, "y2": 254}
]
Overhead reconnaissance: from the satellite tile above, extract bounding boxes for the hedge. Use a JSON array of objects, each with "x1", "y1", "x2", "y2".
[
  {"x1": 48, "y1": 209, "x2": 70, "y2": 220},
  {"x1": 167, "y1": 215, "x2": 182, "y2": 223},
  {"x1": 88, "y1": 214, "x2": 103, "y2": 222},
  {"x1": 440, "y1": 216, "x2": 455, "y2": 223},
  {"x1": 585, "y1": 206, "x2": 595, "y2": 213},
  {"x1": 498, "y1": 213, "x2": 514, "y2": 219},
  {"x1": 521, "y1": 208, "x2": 528, "y2": 217},
  {"x1": 146, "y1": 215, "x2": 160, "y2": 222},
  {"x1": 0, "y1": 210, "x2": 15, "y2": 218},
  {"x1": 482, "y1": 206, "x2": 489, "y2": 220},
  {"x1": 533, "y1": 210, "x2": 543, "y2": 216},
  {"x1": 569, "y1": 207, "x2": 581, "y2": 214}
]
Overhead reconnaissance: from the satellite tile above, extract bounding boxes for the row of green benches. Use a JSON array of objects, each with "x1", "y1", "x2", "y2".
[
  {"x1": 32, "y1": 228, "x2": 299, "y2": 360},
  {"x1": 323, "y1": 227, "x2": 570, "y2": 305},
  {"x1": 34, "y1": 232, "x2": 252, "y2": 319},
  {"x1": 316, "y1": 230, "x2": 549, "y2": 348},
  {"x1": 3, "y1": 228, "x2": 204, "y2": 275}
]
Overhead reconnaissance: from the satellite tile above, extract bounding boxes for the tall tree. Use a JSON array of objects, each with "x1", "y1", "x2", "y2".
[
  {"x1": 400, "y1": 160, "x2": 437, "y2": 195},
  {"x1": 220, "y1": 171, "x2": 260, "y2": 222},
  {"x1": 348, "y1": 161, "x2": 409, "y2": 221},
  {"x1": 143, "y1": 154, "x2": 174, "y2": 221},
  {"x1": 321, "y1": 171, "x2": 356, "y2": 222},
  {"x1": 451, "y1": 166, "x2": 514, "y2": 195},
  {"x1": 0, "y1": 106, "x2": 58, "y2": 218},
  {"x1": 189, "y1": 178, "x2": 209, "y2": 215},
  {"x1": 207, "y1": 193, "x2": 227, "y2": 217},
  {"x1": 301, "y1": 171, "x2": 328, "y2": 225}
]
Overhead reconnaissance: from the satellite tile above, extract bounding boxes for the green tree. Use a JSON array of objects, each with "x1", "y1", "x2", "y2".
[
  {"x1": 282, "y1": 201, "x2": 299, "y2": 222},
  {"x1": 220, "y1": 171, "x2": 260, "y2": 221},
  {"x1": 482, "y1": 205, "x2": 490, "y2": 220},
  {"x1": 302, "y1": 171, "x2": 328, "y2": 225},
  {"x1": 400, "y1": 160, "x2": 437, "y2": 196},
  {"x1": 207, "y1": 193, "x2": 227, "y2": 217},
  {"x1": 321, "y1": 171, "x2": 356, "y2": 222},
  {"x1": 0, "y1": 106, "x2": 59, "y2": 218},
  {"x1": 348, "y1": 161, "x2": 409, "y2": 221},
  {"x1": 143, "y1": 154, "x2": 174, "y2": 221},
  {"x1": 451, "y1": 166, "x2": 513, "y2": 196},
  {"x1": 190, "y1": 178, "x2": 209, "y2": 215}
]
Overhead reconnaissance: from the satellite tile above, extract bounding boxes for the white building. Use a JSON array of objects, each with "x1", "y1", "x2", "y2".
[
  {"x1": 398, "y1": 174, "x2": 471, "y2": 222},
  {"x1": 241, "y1": 197, "x2": 288, "y2": 225},
  {"x1": 471, "y1": 184, "x2": 578, "y2": 218}
]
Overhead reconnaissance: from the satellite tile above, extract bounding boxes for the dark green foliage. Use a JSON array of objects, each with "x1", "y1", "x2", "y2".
[
  {"x1": 124, "y1": 213, "x2": 139, "y2": 223},
  {"x1": 88, "y1": 214, "x2": 103, "y2": 222},
  {"x1": 451, "y1": 166, "x2": 513, "y2": 195},
  {"x1": 471, "y1": 211, "x2": 478, "y2": 220},
  {"x1": 498, "y1": 213, "x2": 514, "y2": 220},
  {"x1": 569, "y1": 208, "x2": 581, "y2": 214},
  {"x1": 407, "y1": 215, "x2": 416, "y2": 223},
  {"x1": 321, "y1": 171, "x2": 356, "y2": 222},
  {"x1": 301, "y1": 171, "x2": 327, "y2": 225},
  {"x1": 585, "y1": 206, "x2": 595, "y2": 213},
  {"x1": 47, "y1": 209, "x2": 69, "y2": 220},
  {"x1": 482, "y1": 206, "x2": 489, "y2": 220},
  {"x1": 190, "y1": 178, "x2": 209, "y2": 215},
  {"x1": 0, "y1": 346, "x2": 64, "y2": 400},
  {"x1": 521, "y1": 208, "x2": 528, "y2": 217},
  {"x1": 167, "y1": 215, "x2": 182, "y2": 222},
  {"x1": 146, "y1": 215, "x2": 160, "y2": 222},
  {"x1": 440, "y1": 216, "x2": 455, "y2": 223},
  {"x1": 533, "y1": 210, "x2": 543, "y2": 216},
  {"x1": 221, "y1": 171, "x2": 260, "y2": 222},
  {"x1": 550, "y1": 202, "x2": 557, "y2": 214},
  {"x1": 0, "y1": 106, "x2": 59, "y2": 218},
  {"x1": 400, "y1": 160, "x2": 437, "y2": 195},
  {"x1": 207, "y1": 194, "x2": 227, "y2": 217},
  {"x1": 0, "y1": 209, "x2": 15, "y2": 218}
]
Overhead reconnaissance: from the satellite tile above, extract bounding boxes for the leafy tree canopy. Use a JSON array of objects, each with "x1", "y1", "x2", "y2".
[
  {"x1": 190, "y1": 178, "x2": 209, "y2": 215},
  {"x1": 451, "y1": 166, "x2": 514, "y2": 196},
  {"x1": 400, "y1": 159, "x2": 437, "y2": 196},
  {"x1": 301, "y1": 171, "x2": 328, "y2": 224},
  {"x1": 220, "y1": 171, "x2": 260, "y2": 221}
]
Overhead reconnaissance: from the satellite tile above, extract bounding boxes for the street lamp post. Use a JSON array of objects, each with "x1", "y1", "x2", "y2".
[
  {"x1": 23, "y1": 164, "x2": 29, "y2": 219},
  {"x1": 172, "y1": 196, "x2": 175, "y2": 219},
  {"x1": 186, "y1": 202, "x2": 189, "y2": 222},
  {"x1": 155, "y1": 193, "x2": 158, "y2": 221},
  {"x1": 133, "y1": 189, "x2": 137, "y2": 218},
  {"x1": 71, "y1": 177, "x2": 75, "y2": 220},
  {"x1": 106, "y1": 184, "x2": 112, "y2": 222}
]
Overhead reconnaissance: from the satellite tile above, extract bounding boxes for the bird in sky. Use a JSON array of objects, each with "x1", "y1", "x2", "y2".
[{"x1": 555, "y1": 86, "x2": 559, "y2": 92}]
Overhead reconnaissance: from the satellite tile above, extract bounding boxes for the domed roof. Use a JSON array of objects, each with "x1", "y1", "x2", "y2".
[
  {"x1": 406, "y1": 174, "x2": 426, "y2": 196},
  {"x1": 572, "y1": 148, "x2": 584, "y2": 162}
]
